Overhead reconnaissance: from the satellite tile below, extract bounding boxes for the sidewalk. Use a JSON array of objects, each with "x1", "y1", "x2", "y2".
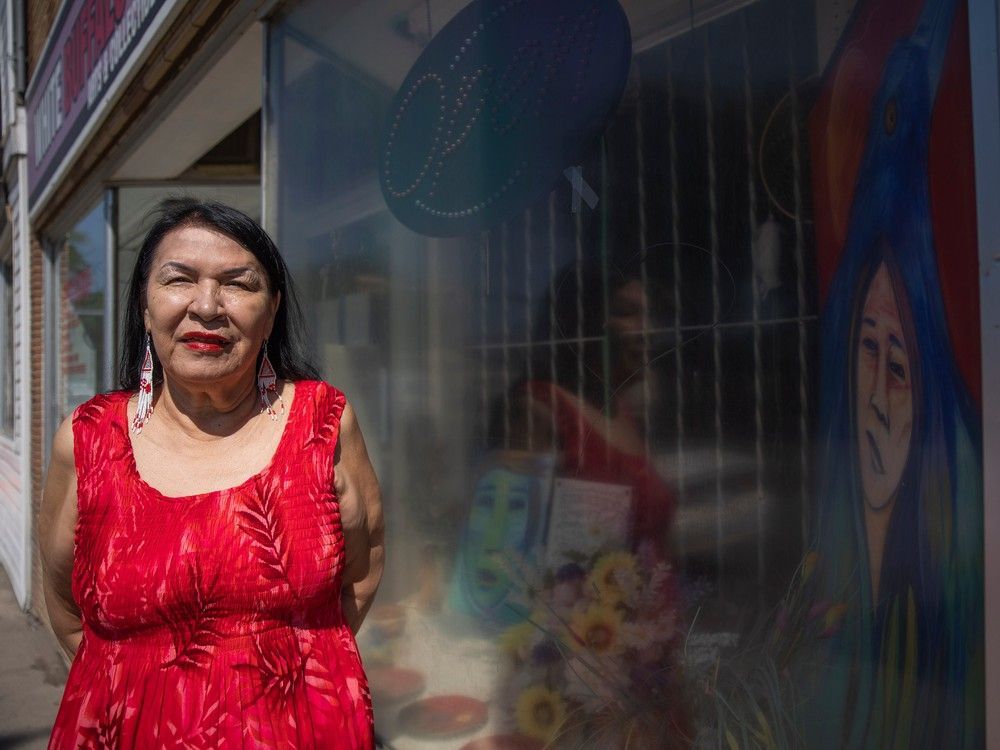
[{"x1": 0, "y1": 566, "x2": 67, "y2": 749}]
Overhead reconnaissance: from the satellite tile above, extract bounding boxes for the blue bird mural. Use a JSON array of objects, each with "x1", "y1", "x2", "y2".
[{"x1": 800, "y1": 0, "x2": 984, "y2": 746}]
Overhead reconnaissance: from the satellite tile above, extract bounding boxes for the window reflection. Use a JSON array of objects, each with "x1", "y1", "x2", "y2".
[
  {"x1": 1, "y1": 259, "x2": 13, "y2": 433},
  {"x1": 267, "y1": 0, "x2": 982, "y2": 746},
  {"x1": 270, "y1": 0, "x2": 816, "y2": 744},
  {"x1": 58, "y1": 202, "x2": 106, "y2": 419}
]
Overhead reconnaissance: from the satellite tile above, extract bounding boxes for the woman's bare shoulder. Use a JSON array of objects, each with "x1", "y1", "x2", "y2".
[
  {"x1": 53, "y1": 411, "x2": 76, "y2": 461},
  {"x1": 39, "y1": 414, "x2": 77, "y2": 580}
]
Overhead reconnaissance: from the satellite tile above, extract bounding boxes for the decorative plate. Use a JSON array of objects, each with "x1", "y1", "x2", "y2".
[
  {"x1": 367, "y1": 666, "x2": 426, "y2": 704},
  {"x1": 368, "y1": 603, "x2": 407, "y2": 639},
  {"x1": 396, "y1": 694, "x2": 489, "y2": 738},
  {"x1": 459, "y1": 734, "x2": 545, "y2": 750}
]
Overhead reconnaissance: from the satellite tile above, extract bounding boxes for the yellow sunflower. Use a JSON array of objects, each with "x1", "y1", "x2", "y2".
[
  {"x1": 801, "y1": 551, "x2": 820, "y2": 582},
  {"x1": 570, "y1": 603, "x2": 623, "y2": 656},
  {"x1": 515, "y1": 685, "x2": 567, "y2": 742},
  {"x1": 587, "y1": 551, "x2": 639, "y2": 604},
  {"x1": 499, "y1": 621, "x2": 536, "y2": 658}
]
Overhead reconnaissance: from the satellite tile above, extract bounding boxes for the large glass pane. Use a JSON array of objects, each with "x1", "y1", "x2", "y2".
[
  {"x1": 1, "y1": 258, "x2": 13, "y2": 434},
  {"x1": 57, "y1": 201, "x2": 107, "y2": 419},
  {"x1": 268, "y1": 0, "x2": 984, "y2": 746}
]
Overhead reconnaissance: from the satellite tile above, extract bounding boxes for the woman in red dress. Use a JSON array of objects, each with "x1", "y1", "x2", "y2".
[
  {"x1": 498, "y1": 259, "x2": 677, "y2": 560},
  {"x1": 494, "y1": 259, "x2": 691, "y2": 747},
  {"x1": 38, "y1": 199, "x2": 384, "y2": 748}
]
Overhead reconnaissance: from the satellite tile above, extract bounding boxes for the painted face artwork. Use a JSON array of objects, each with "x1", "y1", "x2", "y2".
[
  {"x1": 460, "y1": 468, "x2": 533, "y2": 613},
  {"x1": 855, "y1": 261, "x2": 914, "y2": 511}
]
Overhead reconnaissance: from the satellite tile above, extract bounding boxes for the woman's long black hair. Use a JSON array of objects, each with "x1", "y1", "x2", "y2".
[{"x1": 118, "y1": 197, "x2": 319, "y2": 390}]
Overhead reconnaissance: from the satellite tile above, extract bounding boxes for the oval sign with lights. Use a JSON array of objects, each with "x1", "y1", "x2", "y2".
[{"x1": 379, "y1": 0, "x2": 632, "y2": 237}]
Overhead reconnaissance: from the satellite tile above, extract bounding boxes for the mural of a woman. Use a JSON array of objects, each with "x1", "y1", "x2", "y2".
[{"x1": 802, "y1": 0, "x2": 983, "y2": 746}]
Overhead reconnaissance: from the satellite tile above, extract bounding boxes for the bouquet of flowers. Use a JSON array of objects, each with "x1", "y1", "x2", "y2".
[
  {"x1": 696, "y1": 551, "x2": 850, "y2": 749},
  {"x1": 496, "y1": 550, "x2": 692, "y2": 749}
]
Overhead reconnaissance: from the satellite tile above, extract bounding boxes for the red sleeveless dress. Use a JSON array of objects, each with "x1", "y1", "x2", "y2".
[
  {"x1": 521, "y1": 380, "x2": 676, "y2": 556},
  {"x1": 48, "y1": 380, "x2": 374, "y2": 749}
]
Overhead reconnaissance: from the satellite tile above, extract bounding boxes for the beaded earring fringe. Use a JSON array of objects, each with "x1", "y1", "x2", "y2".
[
  {"x1": 132, "y1": 336, "x2": 154, "y2": 434},
  {"x1": 257, "y1": 342, "x2": 284, "y2": 420}
]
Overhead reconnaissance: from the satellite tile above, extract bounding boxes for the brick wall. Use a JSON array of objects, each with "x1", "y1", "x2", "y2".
[
  {"x1": 29, "y1": 233, "x2": 45, "y2": 622},
  {"x1": 25, "y1": 0, "x2": 61, "y2": 82}
]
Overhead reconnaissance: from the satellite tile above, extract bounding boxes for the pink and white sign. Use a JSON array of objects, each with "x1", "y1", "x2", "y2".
[{"x1": 26, "y1": 0, "x2": 170, "y2": 209}]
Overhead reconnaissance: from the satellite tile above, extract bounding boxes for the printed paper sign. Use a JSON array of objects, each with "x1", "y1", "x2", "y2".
[{"x1": 545, "y1": 478, "x2": 633, "y2": 568}]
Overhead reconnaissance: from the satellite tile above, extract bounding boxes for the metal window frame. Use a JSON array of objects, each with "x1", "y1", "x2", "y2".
[
  {"x1": 104, "y1": 190, "x2": 118, "y2": 391},
  {"x1": 260, "y1": 1, "x2": 1000, "y2": 737},
  {"x1": 41, "y1": 190, "x2": 115, "y2": 458},
  {"x1": 0, "y1": 234, "x2": 13, "y2": 438},
  {"x1": 41, "y1": 237, "x2": 58, "y2": 472},
  {"x1": 968, "y1": 0, "x2": 1000, "y2": 744}
]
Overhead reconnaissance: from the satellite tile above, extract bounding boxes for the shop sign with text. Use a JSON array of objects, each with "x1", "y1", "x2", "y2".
[{"x1": 26, "y1": 0, "x2": 171, "y2": 208}]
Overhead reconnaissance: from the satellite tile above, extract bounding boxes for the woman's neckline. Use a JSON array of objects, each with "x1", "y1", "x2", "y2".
[{"x1": 119, "y1": 379, "x2": 303, "y2": 501}]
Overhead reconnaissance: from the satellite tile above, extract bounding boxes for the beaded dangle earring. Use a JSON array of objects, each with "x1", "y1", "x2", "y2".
[
  {"x1": 132, "y1": 333, "x2": 155, "y2": 434},
  {"x1": 257, "y1": 339, "x2": 284, "y2": 420}
]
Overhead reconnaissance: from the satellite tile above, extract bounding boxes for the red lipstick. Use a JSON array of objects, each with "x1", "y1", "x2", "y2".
[{"x1": 180, "y1": 332, "x2": 229, "y2": 352}]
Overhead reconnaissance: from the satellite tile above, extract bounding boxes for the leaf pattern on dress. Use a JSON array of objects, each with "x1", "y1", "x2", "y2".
[
  {"x1": 78, "y1": 695, "x2": 135, "y2": 750},
  {"x1": 51, "y1": 383, "x2": 374, "y2": 750},
  {"x1": 74, "y1": 400, "x2": 110, "y2": 487},
  {"x1": 304, "y1": 384, "x2": 344, "y2": 449},
  {"x1": 237, "y1": 484, "x2": 293, "y2": 586},
  {"x1": 231, "y1": 633, "x2": 310, "y2": 714},
  {"x1": 159, "y1": 560, "x2": 224, "y2": 670},
  {"x1": 79, "y1": 556, "x2": 115, "y2": 635},
  {"x1": 89, "y1": 537, "x2": 157, "y2": 632},
  {"x1": 162, "y1": 680, "x2": 225, "y2": 749},
  {"x1": 75, "y1": 399, "x2": 106, "y2": 426},
  {"x1": 94, "y1": 555, "x2": 125, "y2": 630},
  {"x1": 296, "y1": 632, "x2": 343, "y2": 713}
]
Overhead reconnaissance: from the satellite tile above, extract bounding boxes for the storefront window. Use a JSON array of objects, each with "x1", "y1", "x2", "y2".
[
  {"x1": 1, "y1": 256, "x2": 13, "y2": 434},
  {"x1": 268, "y1": 0, "x2": 984, "y2": 746},
  {"x1": 57, "y1": 201, "x2": 107, "y2": 420}
]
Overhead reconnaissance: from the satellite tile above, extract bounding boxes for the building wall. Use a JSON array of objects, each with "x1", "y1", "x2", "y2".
[
  {"x1": 25, "y1": 0, "x2": 60, "y2": 80},
  {"x1": 29, "y1": 0, "x2": 242, "y2": 229},
  {"x1": 0, "y1": 0, "x2": 33, "y2": 608},
  {"x1": 20, "y1": 0, "x2": 255, "y2": 622},
  {"x1": 0, "y1": 408, "x2": 23, "y2": 603},
  {"x1": 28, "y1": 231, "x2": 45, "y2": 620},
  {"x1": 0, "y1": 170, "x2": 28, "y2": 607}
]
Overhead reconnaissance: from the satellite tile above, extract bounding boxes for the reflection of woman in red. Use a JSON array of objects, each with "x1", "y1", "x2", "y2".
[
  {"x1": 492, "y1": 259, "x2": 690, "y2": 747},
  {"x1": 497, "y1": 260, "x2": 675, "y2": 562}
]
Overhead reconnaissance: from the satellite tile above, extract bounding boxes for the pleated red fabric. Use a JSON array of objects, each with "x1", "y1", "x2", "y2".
[{"x1": 48, "y1": 380, "x2": 374, "y2": 749}]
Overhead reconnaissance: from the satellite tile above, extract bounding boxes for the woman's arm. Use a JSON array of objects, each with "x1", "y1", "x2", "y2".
[
  {"x1": 336, "y1": 401, "x2": 385, "y2": 634},
  {"x1": 38, "y1": 415, "x2": 84, "y2": 662}
]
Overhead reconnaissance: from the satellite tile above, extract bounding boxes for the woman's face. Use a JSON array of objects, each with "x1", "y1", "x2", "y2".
[
  {"x1": 855, "y1": 261, "x2": 913, "y2": 510},
  {"x1": 143, "y1": 225, "x2": 280, "y2": 387},
  {"x1": 607, "y1": 279, "x2": 647, "y2": 380}
]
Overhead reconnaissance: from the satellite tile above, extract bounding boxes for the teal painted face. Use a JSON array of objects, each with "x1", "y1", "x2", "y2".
[{"x1": 461, "y1": 468, "x2": 534, "y2": 613}]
